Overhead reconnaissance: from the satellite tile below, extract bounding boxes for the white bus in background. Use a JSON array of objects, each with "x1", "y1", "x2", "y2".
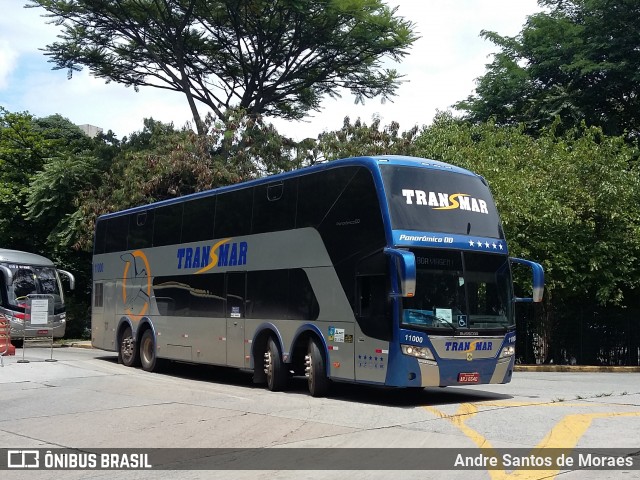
[{"x1": 0, "y1": 249, "x2": 75, "y2": 343}]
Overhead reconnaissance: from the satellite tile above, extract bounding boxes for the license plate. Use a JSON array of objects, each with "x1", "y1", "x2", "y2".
[{"x1": 458, "y1": 372, "x2": 480, "y2": 383}]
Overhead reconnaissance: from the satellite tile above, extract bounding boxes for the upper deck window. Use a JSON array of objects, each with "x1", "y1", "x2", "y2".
[{"x1": 381, "y1": 165, "x2": 503, "y2": 238}]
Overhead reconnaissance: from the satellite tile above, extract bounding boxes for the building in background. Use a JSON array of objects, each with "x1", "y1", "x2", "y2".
[{"x1": 78, "y1": 124, "x2": 103, "y2": 138}]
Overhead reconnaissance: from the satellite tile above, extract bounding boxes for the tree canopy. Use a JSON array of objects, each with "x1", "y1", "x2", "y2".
[
  {"x1": 29, "y1": 0, "x2": 417, "y2": 134},
  {"x1": 455, "y1": 0, "x2": 640, "y2": 138}
]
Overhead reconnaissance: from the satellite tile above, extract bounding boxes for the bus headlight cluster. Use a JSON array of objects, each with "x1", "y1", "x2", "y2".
[
  {"x1": 401, "y1": 344, "x2": 435, "y2": 360},
  {"x1": 500, "y1": 345, "x2": 515, "y2": 358}
]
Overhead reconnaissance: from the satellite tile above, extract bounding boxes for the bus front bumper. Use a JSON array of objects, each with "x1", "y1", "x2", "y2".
[{"x1": 9, "y1": 316, "x2": 66, "y2": 340}]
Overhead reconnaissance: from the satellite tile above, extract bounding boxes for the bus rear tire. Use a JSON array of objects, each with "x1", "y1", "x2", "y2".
[
  {"x1": 265, "y1": 337, "x2": 287, "y2": 392},
  {"x1": 306, "y1": 338, "x2": 330, "y2": 397},
  {"x1": 140, "y1": 329, "x2": 159, "y2": 372},
  {"x1": 119, "y1": 326, "x2": 139, "y2": 367}
]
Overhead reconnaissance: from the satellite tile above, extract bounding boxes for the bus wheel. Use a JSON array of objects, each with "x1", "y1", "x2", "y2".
[
  {"x1": 119, "y1": 326, "x2": 139, "y2": 367},
  {"x1": 139, "y1": 329, "x2": 159, "y2": 372},
  {"x1": 306, "y1": 338, "x2": 330, "y2": 397},
  {"x1": 264, "y1": 337, "x2": 287, "y2": 391}
]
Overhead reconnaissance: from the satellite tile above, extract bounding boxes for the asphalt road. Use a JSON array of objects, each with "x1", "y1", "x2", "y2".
[{"x1": 1, "y1": 346, "x2": 639, "y2": 480}]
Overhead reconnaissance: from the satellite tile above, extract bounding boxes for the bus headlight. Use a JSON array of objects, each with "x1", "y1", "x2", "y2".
[
  {"x1": 500, "y1": 345, "x2": 515, "y2": 358},
  {"x1": 401, "y1": 344, "x2": 435, "y2": 360}
]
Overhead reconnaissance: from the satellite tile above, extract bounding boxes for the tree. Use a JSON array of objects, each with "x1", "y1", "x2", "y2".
[
  {"x1": 29, "y1": 0, "x2": 417, "y2": 135},
  {"x1": 316, "y1": 116, "x2": 419, "y2": 161},
  {"x1": 455, "y1": 0, "x2": 640, "y2": 138},
  {"x1": 0, "y1": 109, "x2": 94, "y2": 250}
]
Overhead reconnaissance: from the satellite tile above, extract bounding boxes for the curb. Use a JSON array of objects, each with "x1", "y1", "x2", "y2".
[
  {"x1": 66, "y1": 342, "x2": 94, "y2": 349},
  {"x1": 515, "y1": 365, "x2": 640, "y2": 373}
]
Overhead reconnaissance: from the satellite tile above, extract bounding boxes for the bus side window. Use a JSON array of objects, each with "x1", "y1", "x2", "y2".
[
  {"x1": 182, "y1": 196, "x2": 215, "y2": 243},
  {"x1": 94, "y1": 220, "x2": 107, "y2": 254},
  {"x1": 215, "y1": 189, "x2": 253, "y2": 238},
  {"x1": 153, "y1": 203, "x2": 184, "y2": 247},
  {"x1": 128, "y1": 210, "x2": 154, "y2": 249},
  {"x1": 252, "y1": 180, "x2": 296, "y2": 234},
  {"x1": 105, "y1": 215, "x2": 129, "y2": 253},
  {"x1": 94, "y1": 282, "x2": 104, "y2": 308}
]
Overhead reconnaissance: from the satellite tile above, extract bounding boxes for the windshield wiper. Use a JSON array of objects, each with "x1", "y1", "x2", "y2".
[{"x1": 432, "y1": 315, "x2": 458, "y2": 333}]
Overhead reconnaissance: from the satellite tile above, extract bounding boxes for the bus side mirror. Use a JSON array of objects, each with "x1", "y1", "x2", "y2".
[
  {"x1": 384, "y1": 248, "x2": 416, "y2": 298},
  {"x1": 0, "y1": 265, "x2": 12, "y2": 285},
  {"x1": 510, "y1": 257, "x2": 544, "y2": 303},
  {"x1": 58, "y1": 269, "x2": 76, "y2": 290}
]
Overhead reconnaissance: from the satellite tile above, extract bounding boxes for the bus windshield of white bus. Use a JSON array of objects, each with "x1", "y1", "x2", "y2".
[
  {"x1": 401, "y1": 250, "x2": 514, "y2": 331},
  {"x1": 4, "y1": 265, "x2": 64, "y2": 311}
]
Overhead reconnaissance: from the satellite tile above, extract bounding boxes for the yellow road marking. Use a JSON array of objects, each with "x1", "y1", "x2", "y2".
[{"x1": 424, "y1": 402, "x2": 640, "y2": 479}]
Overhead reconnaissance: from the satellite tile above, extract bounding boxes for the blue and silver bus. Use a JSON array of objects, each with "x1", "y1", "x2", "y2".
[{"x1": 91, "y1": 155, "x2": 543, "y2": 396}]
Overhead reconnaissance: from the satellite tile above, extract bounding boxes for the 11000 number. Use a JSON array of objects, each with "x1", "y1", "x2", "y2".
[{"x1": 404, "y1": 334, "x2": 424, "y2": 344}]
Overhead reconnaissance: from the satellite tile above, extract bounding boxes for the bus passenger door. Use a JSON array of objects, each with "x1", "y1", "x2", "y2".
[
  {"x1": 226, "y1": 272, "x2": 246, "y2": 368},
  {"x1": 355, "y1": 273, "x2": 392, "y2": 383}
]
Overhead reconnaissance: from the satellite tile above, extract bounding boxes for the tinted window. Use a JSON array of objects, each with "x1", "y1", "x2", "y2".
[
  {"x1": 128, "y1": 211, "x2": 154, "y2": 249},
  {"x1": 105, "y1": 215, "x2": 129, "y2": 253},
  {"x1": 182, "y1": 196, "x2": 216, "y2": 243},
  {"x1": 246, "y1": 269, "x2": 319, "y2": 320},
  {"x1": 297, "y1": 167, "x2": 358, "y2": 228},
  {"x1": 252, "y1": 180, "x2": 297, "y2": 234},
  {"x1": 247, "y1": 270, "x2": 289, "y2": 319},
  {"x1": 215, "y1": 188, "x2": 253, "y2": 238},
  {"x1": 94, "y1": 219, "x2": 107, "y2": 254},
  {"x1": 320, "y1": 167, "x2": 386, "y2": 264},
  {"x1": 381, "y1": 165, "x2": 503, "y2": 238},
  {"x1": 152, "y1": 273, "x2": 225, "y2": 317},
  {"x1": 289, "y1": 269, "x2": 319, "y2": 320},
  {"x1": 153, "y1": 203, "x2": 183, "y2": 247}
]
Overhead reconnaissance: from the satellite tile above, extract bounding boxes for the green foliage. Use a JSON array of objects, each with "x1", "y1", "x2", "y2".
[
  {"x1": 456, "y1": 0, "x2": 640, "y2": 138},
  {"x1": 316, "y1": 116, "x2": 419, "y2": 161},
  {"x1": 26, "y1": 153, "x2": 101, "y2": 247},
  {"x1": 0, "y1": 108, "x2": 92, "y2": 250},
  {"x1": 29, "y1": 0, "x2": 417, "y2": 134}
]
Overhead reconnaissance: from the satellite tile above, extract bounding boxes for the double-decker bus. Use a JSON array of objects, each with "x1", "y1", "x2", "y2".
[
  {"x1": 0, "y1": 249, "x2": 75, "y2": 342},
  {"x1": 91, "y1": 155, "x2": 543, "y2": 396}
]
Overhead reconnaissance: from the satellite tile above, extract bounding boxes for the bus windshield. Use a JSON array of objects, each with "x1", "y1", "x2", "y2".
[
  {"x1": 4, "y1": 265, "x2": 64, "y2": 311},
  {"x1": 401, "y1": 250, "x2": 513, "y2": 331}
]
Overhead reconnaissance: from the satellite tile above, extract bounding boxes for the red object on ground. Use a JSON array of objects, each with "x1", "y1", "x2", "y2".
[{"x1": 0, "y1": 313, "x2": 15, "y2": 356}]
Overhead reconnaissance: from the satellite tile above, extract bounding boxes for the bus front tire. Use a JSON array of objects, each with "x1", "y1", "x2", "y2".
[
  {"x1": 140, "y1": 329, "x2": 159, "y2": 372},
  {"x1": 306, "y1": 339, "x2": 330, "y2": 397},
  {"x1": 265, "y1": 337, "x2": 287, "y2": 392},
  {"x1": 119, "y1": 326, "x2": 139, "y2": 367}
]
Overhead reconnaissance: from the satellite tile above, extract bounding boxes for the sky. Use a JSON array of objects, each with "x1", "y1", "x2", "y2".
[{"x1": 0, "y1": 0, "x2": 540, "y2": 141}]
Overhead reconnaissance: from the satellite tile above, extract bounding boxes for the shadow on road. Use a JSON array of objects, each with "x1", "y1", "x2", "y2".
[{"x1": 98, "y1": 355, "x2": 513, "y2": 408}]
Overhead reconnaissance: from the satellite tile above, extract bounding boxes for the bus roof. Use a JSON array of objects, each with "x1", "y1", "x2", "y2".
[
  {"x1": 97, "y1": 155, "x2": 479, "y2": 220},
  {"x1": 0, "y1": 249, "x2": 55, "y2": 267}
]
